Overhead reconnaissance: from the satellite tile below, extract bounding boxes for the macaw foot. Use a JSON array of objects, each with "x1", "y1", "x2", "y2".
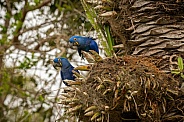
[
  {"x1": 72, "y1": 70, "x2": 85, "y2": 79},
  {"x1": 82, "y1": 51, "x2": 95, "y2": 63},
  {"x1": 63, "y1": 80, "x2": 83, "y2": 86},
  {"x1": 62, "y1": 87, "x2": 75, "y2": 93},
  {"x1": 89, "y1": 50, "x2": 103, "y2": 62},
  {"x1": 81, "y1": 50, "x2": 103, "y2": 63}
]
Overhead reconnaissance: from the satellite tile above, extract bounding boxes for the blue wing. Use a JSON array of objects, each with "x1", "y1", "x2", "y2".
[
  {"x1": 69, "y1": 67, "x2": 80, "y2": 80},
  {"x1": 89, "y1": 40, "x2": 99, "y2": 54},
  {"x1": 61, "y1": 68, "x2": 72, "y2": 86}
]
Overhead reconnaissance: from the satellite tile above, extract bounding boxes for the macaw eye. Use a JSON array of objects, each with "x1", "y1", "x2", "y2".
[{"x1": 74, "y1": 38, "x2": 77, "y2": 41}]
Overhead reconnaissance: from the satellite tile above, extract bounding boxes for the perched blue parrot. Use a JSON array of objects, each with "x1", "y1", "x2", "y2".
[
  {"x1": 69, "y1": 36, "x2": 99, "y2": 58},
  {"x1": 53, "y1": 57, "x2": 79, "y2": 86}
]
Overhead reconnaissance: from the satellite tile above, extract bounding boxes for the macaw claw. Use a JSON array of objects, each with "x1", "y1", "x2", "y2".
[
  {"x1": 63, "y1": 80, "x2": 83, "y2": 85},
  {"x1": 89, "y1": 50, "x2": 103, "y2": 62},
  {"x1": 82, "y1": 51, "x2": 95, "y2": 63},
  {"x1": 72, "y1": 70, "x2": 84, "y2": 78}
]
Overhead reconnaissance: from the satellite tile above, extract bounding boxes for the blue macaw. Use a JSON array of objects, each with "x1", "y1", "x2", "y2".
[
  {"x1": 69, "y1": 36, "x2": 99, "y2": 58},
  {"x1": 53, "y1": 57, "x2": 79, "y2": 86}
]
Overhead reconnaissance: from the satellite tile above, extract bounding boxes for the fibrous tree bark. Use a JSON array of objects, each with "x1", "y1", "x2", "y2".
[{"x1": 61, "y1": 0, "x2": 184, "y2": 122}]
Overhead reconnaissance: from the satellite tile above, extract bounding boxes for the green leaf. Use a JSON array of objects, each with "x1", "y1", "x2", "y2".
[
  {"x1": 14, "y1": 12, "x2": 23, "y2": 21},
  {"x1": 55, "y1": 4, "x2": 64, "y2": 11},
  {"x1": 80, "y1": 0, "x2": 112, "y2": 56},
  {"x1": 18, "y1": 56, "x2": 33, "y2": 69},
  {"x1": 21, "y1": 92, "x2": 30, "y2": 97},
  {"x1": 5, "y1": 12, "x2": 11, "y2": 19},
  {"x1": 171, "y1": 70, "x2": 180, "y2": 75},
  {"x1": 104, "y1": 25, "x2": 114, "y2": 53},
  {"x1": 34, "y1": 0, "x2": 40, "y2": 4},
  {"x1": 14, "y1": 20, "x2": 23, "y2": 36},
  {"x1": 181, "y1": 73, "x2": 184, "y2": 79},
  {"x1": 178, "y1": 57, "x2": 183, "y2": 70},
  {"x1": 63, "y1": 4, "x2": 72, "y2": 11},
  {"x1": 38, "y1": 95, "x2": 44, "y2": 102},
  {"x1": 31, "y1": 53, "x2": 35, "y2": 58},
  {"x1": 0, "y1": 25, "x2": 7, "y2": 33}
]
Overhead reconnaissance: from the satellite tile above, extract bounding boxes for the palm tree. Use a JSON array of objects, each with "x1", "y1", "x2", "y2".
[{"x1": 61, "y1": 0, "x2": 184, "y2": 122}]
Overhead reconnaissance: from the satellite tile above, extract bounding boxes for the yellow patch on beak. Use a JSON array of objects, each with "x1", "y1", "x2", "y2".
[
  {"x1": 58, "y1": 58, "x2": 62, "y2": 67},
  {"x1": 74, "y1": 41, "x2": 79, "y2": 46}
]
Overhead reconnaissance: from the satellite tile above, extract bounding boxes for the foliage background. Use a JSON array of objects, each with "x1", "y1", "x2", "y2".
[
  {"x1": 0, "y1": 0, "x2": 93, "y2": 121},
  {"x1": 1, "y1": 0, "x2": 184, "y2": 122}
]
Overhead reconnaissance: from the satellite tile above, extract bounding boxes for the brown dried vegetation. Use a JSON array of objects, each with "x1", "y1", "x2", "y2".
[
  {"x1": 61, "y1": 56, "x2": 184, "y2": 122},
  {"x1": 60, "y1": 0, "x2": 184, "y2": 121}
]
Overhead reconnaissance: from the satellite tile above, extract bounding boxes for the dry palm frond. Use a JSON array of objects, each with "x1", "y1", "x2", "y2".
[{"x1": 60, "y1": 56, "x2": 182, "y2": 122}]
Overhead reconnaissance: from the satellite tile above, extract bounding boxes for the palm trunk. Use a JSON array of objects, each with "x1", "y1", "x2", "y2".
[{"x1": 61, "y1": 0, "x2": 184, "y2": 122}]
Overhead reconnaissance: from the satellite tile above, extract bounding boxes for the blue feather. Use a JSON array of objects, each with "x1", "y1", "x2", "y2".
[
  {"x1": 69, "y1": 36, "x2": 99, "y2": 57},
  {"x1": 53, "y1": 57, "x2": 79, "y2": 86}
]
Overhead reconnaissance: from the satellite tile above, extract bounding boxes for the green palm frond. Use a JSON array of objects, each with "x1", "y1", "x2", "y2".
[
  {"x1": 80, "y1": 0, "x2": 113, "y2": 56},
  {"x1": 104, "y1": 25, "x2": 114, "y2": 54}
]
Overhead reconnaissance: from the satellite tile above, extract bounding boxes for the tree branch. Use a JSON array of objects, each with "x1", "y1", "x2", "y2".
[
  {"x1": 5, "y1": 0, "x2": 11, "y2": 14},
  {"x1": 27, "y1": 0, "x2": 51, "y2": 12},
  {"x1": 20, "y1": 19, "x2": 61, "y2": 35},
  {"x1": 4, "y1": 0, "x2": 12, "y2": 34},
  {"x1": 13, "y1": 0, "x2": 52, "y2": 48}
]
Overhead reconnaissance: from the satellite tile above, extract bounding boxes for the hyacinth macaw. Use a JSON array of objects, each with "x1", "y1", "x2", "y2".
[
  {"x1": 53, "y1": 57, "x2": 79, "y2": 86},
  {"x1": 69, "y1": 36, "x2": 99, "y2": 58}
]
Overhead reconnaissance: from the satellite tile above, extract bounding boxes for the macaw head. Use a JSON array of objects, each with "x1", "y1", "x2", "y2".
[
  {"x1": 53, "y1": 57, "x2": 71, "y2": 70},
  {"x1": 69, "y1": 35, "x2": 84, "y2": 46}
]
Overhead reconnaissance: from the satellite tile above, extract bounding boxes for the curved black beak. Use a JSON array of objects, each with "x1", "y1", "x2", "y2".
[
  {"x1": 69, "y1": 41, "x2": 79, "y2": 47},
  {"x1": 53, "y1": 63, "x2": 59, "y2": 70},
  {"x1": 73, "y1": 41, "x2": 79, "y2": 46},
  {"x1": 53, "y1": 59, "x2": 62, "y2": 70}
]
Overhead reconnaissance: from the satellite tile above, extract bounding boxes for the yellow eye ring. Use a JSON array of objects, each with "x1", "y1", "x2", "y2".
[{"x1": 74, "y1": 38, "x2": 77, "y2": 40}]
